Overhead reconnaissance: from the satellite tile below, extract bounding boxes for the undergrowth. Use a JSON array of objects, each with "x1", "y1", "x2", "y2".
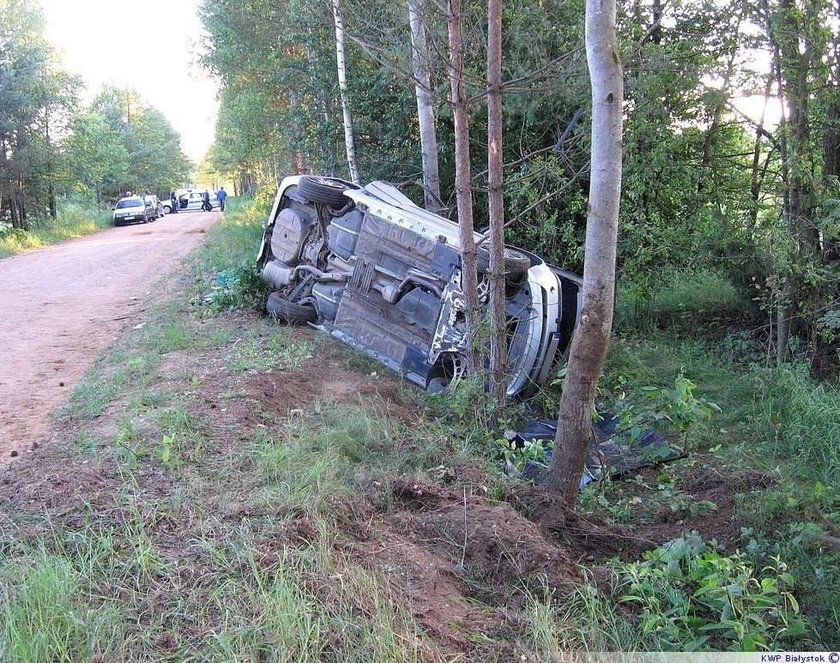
[{"x1": 0, "y1": 200, "x2": 111, "y2": 258}]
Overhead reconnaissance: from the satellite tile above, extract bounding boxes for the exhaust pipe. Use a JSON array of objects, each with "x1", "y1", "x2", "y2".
[{"x1": 262, "y1": 261, "x2": 294, "y2": 288}]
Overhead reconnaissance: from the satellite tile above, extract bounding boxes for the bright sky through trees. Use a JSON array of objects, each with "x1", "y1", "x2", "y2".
[{"x1": 41, "y1": 0, "x2": 217, "y2": 162}]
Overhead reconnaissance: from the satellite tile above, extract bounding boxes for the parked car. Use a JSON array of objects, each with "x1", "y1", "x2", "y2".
[
  {"x1": 144, "y1": 194, "x2": 164, "y2": 218},
  {"x1": 177, "y1": 191, "x2": 220, "y2": 212},
  {"x1": 113, "y1": 196, "x2": 156, "y2": 226},
  {"x1": 256, "y1": 175, "x2": 582, "y2": 398}
]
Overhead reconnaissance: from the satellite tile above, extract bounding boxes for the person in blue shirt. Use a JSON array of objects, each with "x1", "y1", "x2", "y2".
[{"x1": 217, "y1": 186, "x2": 228, "y2": 212}]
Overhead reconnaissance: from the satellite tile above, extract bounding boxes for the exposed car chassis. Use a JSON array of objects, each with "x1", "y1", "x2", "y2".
[{"x1": 256, "y1": 175, "x2": 582, "y2": 399}]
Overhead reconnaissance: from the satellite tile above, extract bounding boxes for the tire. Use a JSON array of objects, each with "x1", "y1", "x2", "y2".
[
  {"x1": 163, "y1": 204, "x2": 171, "y2": 214},
  {"x1": 298, "y1": 175, "x2": 349, "y2": 207},
  {"x1": 477, "y1": 246, "x2": 531, "y2": 280},
  {"x1": 142, "y1": 214, "x2": 149, "y2": 224},
  {"x1": 266, "y1": 292, "x2": 317, "y2": 324}
]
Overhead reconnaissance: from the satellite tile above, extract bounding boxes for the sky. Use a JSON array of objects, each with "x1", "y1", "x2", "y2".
[{"x1": 41, "y1": 0, "x2": 218, "y2": 164}]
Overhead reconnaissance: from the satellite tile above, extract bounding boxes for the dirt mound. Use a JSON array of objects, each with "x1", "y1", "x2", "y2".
[
  {"x1": 386, "y1": 479, "x2": 578, "y2": 596},
  {"x1": 507, "y1": 484, "x2": 653, "y2": 561},
  {"x1": 343, "y1": 478, "x2": 579, "y2": 660},
  {"x1": 245, "y1": 360, "x2": 420, "y2": 423}
]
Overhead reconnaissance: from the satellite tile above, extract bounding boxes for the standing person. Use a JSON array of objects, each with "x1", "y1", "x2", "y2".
[
  {"x1": 170, "y1": 190, "x2": 178, "y2": 214},
  {"x1": 217, "y1": 186, "x2": 227, "y2": 212},
  {"x1": 202, "y1": 189, "x2": 211, "y2": 212}
]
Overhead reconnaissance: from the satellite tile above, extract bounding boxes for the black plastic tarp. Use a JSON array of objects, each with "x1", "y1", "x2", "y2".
[{"x1": 504, "y1": 413, "x2": 684, "y2": 488}]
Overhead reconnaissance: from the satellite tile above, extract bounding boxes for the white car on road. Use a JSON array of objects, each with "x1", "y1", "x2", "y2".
[
  {"x1": 175, "y1": 191, "x2": 220, "y2": 212},
  {"x1": 113, "y1": 196, "x2": 156, "y2": 225}
]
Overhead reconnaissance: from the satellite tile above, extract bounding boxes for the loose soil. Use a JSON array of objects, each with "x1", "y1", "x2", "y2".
[{"x1": 0, "y1": 212, "x2": 218, "y2": 461}]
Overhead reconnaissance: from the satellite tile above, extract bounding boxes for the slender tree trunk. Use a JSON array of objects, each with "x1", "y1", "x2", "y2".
[
  {"x1": 768, "y1": 0, "x2": 819, "y2": 362},
  {"x1": 650, "y1": 0, "x2": 662, "y2": 44},
  {"x1": 44, "y1": 112, "x2": 57, "y2": 219},
  {"x1": 448, "y1": 0, "x2": 480, "y2": 374},
  {"x1": 544, "y1": 0, "x2": 624, "y2": 506},
  {"x1": 332, "y1": 0, "x2": 360, "y2": 184},
  {"x1": 764, "y1": 0, "x2": 793, "y2": 362},
  {"x1": 487, "y1": 0, "x2": 507, "y2": 409},
  {"x1": 748, "y1": 74, "x2": 774, "y2": 233},
  {"x1": 409, "y1": 0, "x2": 443, "y2": 211}
]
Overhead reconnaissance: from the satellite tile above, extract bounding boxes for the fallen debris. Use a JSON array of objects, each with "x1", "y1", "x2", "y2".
[{"x1": 504, "y1": 413, "x2": 684, "y2": 487}]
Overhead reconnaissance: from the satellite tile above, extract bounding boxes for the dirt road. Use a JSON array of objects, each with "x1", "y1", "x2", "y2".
[{"x1": 0, "y1": 211, "x2": 219, "y2": 461}]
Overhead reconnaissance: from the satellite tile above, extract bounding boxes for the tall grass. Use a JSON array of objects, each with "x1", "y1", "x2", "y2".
[
  {"x1": 751, "y1": 364, "x2": 840, "y2": 484},
  {"x1": 0, "y1": 541, "x2": 125, "y2": 662},
  {"x1": 616, "y1": 268, "x2": 747, "y2": 333},
  {"x1": 0, "y1": 200, "x2": 112, "y2": 258}
]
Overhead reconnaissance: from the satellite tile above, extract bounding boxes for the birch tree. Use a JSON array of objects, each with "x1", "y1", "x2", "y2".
[
  {"x1": 408, "y1": 0, "x2": 443, "y2": 211},
  {"x1": 332, "y1": 0, "x2": 360, "y2": 183},
  {"x1": 544, "y1": 0, "x2": 624, "y2": 505},
  {"x1": 487, "y1": 0, "x2": 507, "y2": 407}
]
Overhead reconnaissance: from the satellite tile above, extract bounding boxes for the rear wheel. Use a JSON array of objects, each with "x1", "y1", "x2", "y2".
[
  {"x1": 477, "y1": 247, "x2": 531, "y2": 281},
  {"x1": 298, "y1": 176, "x2": 349, "y2": 207},
  {"x1": 266, "y1": 292, "x2": 317, "y2": 324}
]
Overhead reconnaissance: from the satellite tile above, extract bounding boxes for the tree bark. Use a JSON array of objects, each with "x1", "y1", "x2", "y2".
[
  {"x1": 544, "y1": 0, "x2": 623, "y2": 506},
  {"x1": 448, "y1": 0, "x2": 480, "y2": 373},
  {"x1": 408, "y1": 0, "x2": 443, "y2": 211},
  {"x1": 332, "y1": 0, "x2": 360, "y2": 184},
  {"x1": 487, "y1": 0, "x2": 507, "y2": 409}
]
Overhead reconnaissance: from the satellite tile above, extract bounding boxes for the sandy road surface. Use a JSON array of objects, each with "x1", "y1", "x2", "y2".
[{"x1": 0, "y1": 211, "x2": 219, "y2": 461}]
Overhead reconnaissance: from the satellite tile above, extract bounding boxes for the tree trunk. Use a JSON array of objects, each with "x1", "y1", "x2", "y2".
[
  {"x1": 332, "y1": 0, "x2": 360, "y2": 184},
  {"x1": 544, "y1": 0, "x2": 624, "y2": 506},
  {"x1": 409, "y1": 0, "x2": 443, "y2": 212},
  {"x1": 650, "y1": 0, "x2": 662, "y2": 44},
  {"x1": 487, "y1": 0, "x2": 507, "y2": 410},
  {"x1": 748, "y1": 74, "x2": 774, "y2": 233},
  {"x1": 448, "y1": 0, "x2": 480, "y2": 374},
  {"x1": 769, "y1": 0, "x2": 819, "y2": 362}
]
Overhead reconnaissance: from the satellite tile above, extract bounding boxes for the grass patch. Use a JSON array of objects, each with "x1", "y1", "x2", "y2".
[
  {"x1": 0, "y1": 200, "x2": 112, "y2": 258},
  {"x1": 226, "y1": 320, "x2": 313, "y2": 373},
  {"x1": 192, "y1": 197, "x2": 270, "y2": 311},
  {"x1": 0, "y1": 540, "x2": 125, "y2": 662},
  {"x1": 616, "y1": 268, "x2": 750, "y2": 334}
]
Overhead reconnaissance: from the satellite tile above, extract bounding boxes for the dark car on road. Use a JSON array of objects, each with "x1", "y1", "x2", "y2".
[{"x1": 257, "y1": 175, "x2": 582, "y2": 398}]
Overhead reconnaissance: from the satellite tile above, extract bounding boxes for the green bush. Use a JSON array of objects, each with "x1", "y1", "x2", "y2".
[
  {"x1": 193, "y1": 197, "x2": 270, "y2": 311},
  {"x1": 616, "y1": 534, "x2": 805, "y2": 651}
]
